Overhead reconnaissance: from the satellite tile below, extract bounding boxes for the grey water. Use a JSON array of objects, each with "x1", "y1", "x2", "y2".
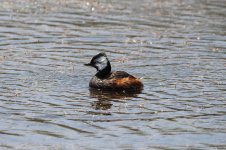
[{"x1": 0, "y1": 0, "x2": 226, "y2": 149}]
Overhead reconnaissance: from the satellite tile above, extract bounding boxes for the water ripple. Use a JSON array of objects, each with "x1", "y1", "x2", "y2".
[{"x1": 0, "y1": 0, "x2": 226, "y2": 149}]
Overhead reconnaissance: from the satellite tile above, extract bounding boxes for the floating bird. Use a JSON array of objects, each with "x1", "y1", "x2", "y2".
[{"x1": 85, "y1": 53, "x2": 143, "y2": 91}]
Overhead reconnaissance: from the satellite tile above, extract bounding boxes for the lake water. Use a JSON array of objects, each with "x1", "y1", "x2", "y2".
[{"x1": 0, "y1": 0, "x2": 226, "y2": 149}]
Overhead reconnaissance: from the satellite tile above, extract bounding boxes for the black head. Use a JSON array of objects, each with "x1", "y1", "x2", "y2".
[{"x1": 85, "y1": 52, "x2": 111, "y2": 78}]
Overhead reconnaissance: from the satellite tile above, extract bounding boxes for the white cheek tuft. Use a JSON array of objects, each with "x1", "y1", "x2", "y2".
[
  {"x1": 95, "y1": 56, "x2": 108, "y2": 71},
  {"x1": 98, "y1": 56, "x2": 107, "y2": 63}
]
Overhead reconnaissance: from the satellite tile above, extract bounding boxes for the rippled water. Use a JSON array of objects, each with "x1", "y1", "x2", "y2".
[{"x1": 0, "y1": 0, "x2": 226, "y2": 149}]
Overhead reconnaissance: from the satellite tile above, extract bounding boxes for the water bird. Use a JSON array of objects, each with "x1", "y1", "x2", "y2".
[{"x1": 85, "y1": 53, "x2": 143, "y2": 91}]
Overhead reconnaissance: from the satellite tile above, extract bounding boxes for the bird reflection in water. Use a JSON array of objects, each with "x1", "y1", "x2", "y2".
[{"x1": 89, "y1": 88, "x2": 142, "y2": 110}]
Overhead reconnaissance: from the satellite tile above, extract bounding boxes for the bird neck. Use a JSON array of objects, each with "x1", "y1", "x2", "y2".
[{"x1": 96, "y1": 61, "x2": 111, "y2": 78}]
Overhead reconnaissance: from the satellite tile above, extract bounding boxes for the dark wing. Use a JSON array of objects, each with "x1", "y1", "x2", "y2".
[{"x1": 109, "y1": 71, "x2": 134, "y2": 79}]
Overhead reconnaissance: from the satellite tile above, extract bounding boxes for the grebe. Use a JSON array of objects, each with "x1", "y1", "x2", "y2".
[{"x1": 85, "y1": 53, "x2": 143, "y2": 91}]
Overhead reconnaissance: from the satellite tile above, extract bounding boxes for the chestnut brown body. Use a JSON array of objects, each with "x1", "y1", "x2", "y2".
[{"x1": 89, "y1": 71, "x2": 143, "y2": 91}]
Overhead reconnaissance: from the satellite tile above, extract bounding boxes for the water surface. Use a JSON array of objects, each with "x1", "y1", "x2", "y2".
[{"x1": 0, "y1": 0, "x2": 226, "y2": 149}]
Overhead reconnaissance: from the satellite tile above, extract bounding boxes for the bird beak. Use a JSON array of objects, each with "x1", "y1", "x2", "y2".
[{"x1": 84, "y1": 63, "x2": 92, "y2": 66}]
